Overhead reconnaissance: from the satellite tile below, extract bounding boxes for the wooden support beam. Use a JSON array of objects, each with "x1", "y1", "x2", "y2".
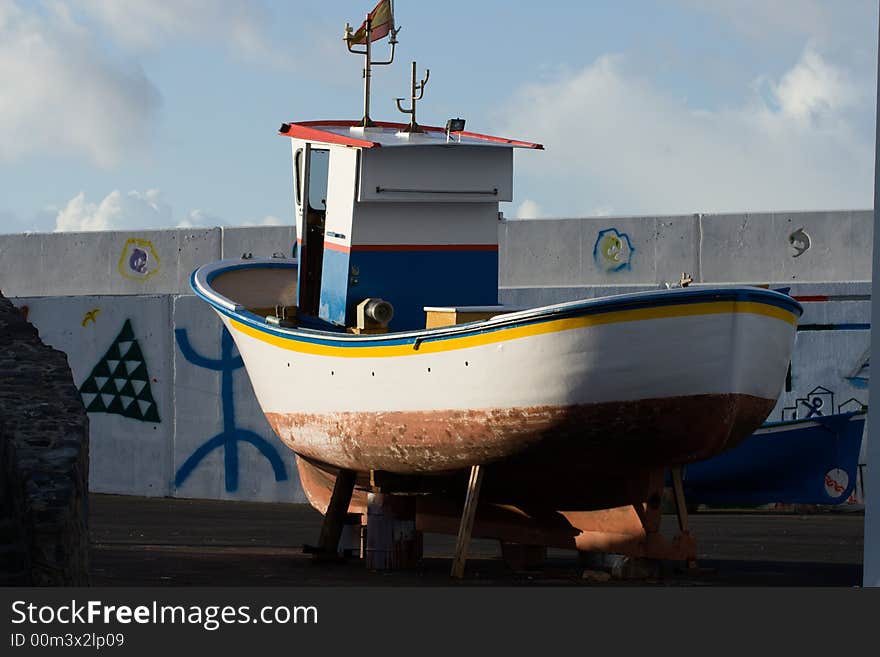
[
  {"x1": 451, "y1": 464, "x2": 484, "y2": 579},
  {"x1": 312, "y1": 468, "x2": 356, "y2": 560},
  {"x1": 670, "y1": 467, "x2": 689, "y2": 534},
  {"x1": 670, "y1": 466, "x2": 698, "y2": 570}
]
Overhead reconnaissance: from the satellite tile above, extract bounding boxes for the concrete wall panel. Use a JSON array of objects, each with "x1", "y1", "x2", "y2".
[
  {"x1": 171, "y1": 295, "x2": 304, "y2": 503},
  {"x1": 0, "y1": 229, "x2": 223, "y2": 296},
  {"x1": 499, "y1": 210, "x2": 872, "y2": 288},
  {"x1": 654, "y1": 215, "x2": 700, "y2": 286},
  {"x1": 502, "y1": 219, "x2": 583, "y2": 286},
  {"x1": 0, "y1": 234, "x2": 45, "y2": 297},
  {"x1": 221, "y1": 225, "x2": 296, "y2": 261},
  {"x1": 174, "y1": 229, "x2": 223, "y2": 294},
  {"x1": 698, "y1": 211, "x2": 871, "y2": 283},
  {"x1": 771, "y1": 328, "x2": 870, "y2": 421}
]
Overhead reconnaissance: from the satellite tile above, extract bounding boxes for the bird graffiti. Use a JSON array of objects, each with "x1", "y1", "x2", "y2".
[{"x1": 82, "y1": 308, "x2": 101, "y2": 326}]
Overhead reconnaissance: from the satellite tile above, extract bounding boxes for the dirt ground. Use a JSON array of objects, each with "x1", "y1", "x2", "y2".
[{"x1": 88, "y1": 494, "x2": 864, "y2": 586}]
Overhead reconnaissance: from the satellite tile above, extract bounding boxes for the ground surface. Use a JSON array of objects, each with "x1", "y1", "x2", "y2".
[{"x1": 88, "y1": 494, "x2": 864, "y2": 586}]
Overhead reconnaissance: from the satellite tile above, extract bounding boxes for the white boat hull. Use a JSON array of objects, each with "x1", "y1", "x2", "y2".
[{"x1": 194, "y1": 261, "x2": 802, "y2": 474}]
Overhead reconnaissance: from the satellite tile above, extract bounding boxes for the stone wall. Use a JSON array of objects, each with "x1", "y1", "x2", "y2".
[{"x1": 0, "y1": 292, "x2": 89, "y2": 585}]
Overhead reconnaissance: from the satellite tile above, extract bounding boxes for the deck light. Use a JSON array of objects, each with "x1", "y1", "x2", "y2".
[{"x1": 445, "y1": 118, "x2": 465, "y2": 134}]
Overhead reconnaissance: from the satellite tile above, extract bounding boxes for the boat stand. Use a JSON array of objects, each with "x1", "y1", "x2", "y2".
[
  {"x1": 304, "y1": 468, "x2": 357, "y2": 561},
  {"x1": 670, "y1": 466, "x2": 698, "y2": 571},
  {"x1": 364, "y1": 491, "x2": 422, "y2": 570},
  {"x1": 451, "y1": 465, "x2": 484, "y2": 579}
]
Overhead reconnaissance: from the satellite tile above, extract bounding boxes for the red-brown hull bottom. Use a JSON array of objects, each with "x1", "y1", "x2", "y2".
[
  {"x1": 289, "y1": 393, "x2": 774, "y2": 559},
  {"x1": 268, "y1": 392, "x2": 775, "y2": 477}
]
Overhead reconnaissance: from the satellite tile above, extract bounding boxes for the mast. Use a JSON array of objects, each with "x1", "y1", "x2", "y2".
[
  {"x1": 396, "y1": 61, "x2": 430, "y2": 133},
  {"x1": 344, "y1": 1, "x2": 399, "y2": 128}
]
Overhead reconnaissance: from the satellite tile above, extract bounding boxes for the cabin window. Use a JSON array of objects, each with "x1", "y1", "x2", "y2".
[
  {"x1": 308, "y1": 148, "x2": 329, "y2": 212},
  {"x1": 299, "y1": 147, "x2": 330, "y2": 316},
  {"x1": 293, "y1": 148, "x2": 303, "y2": 206}
]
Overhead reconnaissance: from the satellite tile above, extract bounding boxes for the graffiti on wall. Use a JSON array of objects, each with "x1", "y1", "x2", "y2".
[
  {"x1": 79, "y1": 319, "x2": 161, "y2": 422},
  {"x1": 81, "y1": 308, "x2": 101, "y2": 327},
  {"x1": 593, "y1": 228, "x2": 634, "y2": 273},
  {"x1": 788, "y1": 226, "x2": 811, "y2": 258},
  {"x1": 174, "y1": 327, "x2": 287, "y2": 492},
  {"x1": 846, "y1": 349, "x2": 869, "y2": 389},
  {"x1": 781, "y1": 385, "x2": 867, "y2": 421},
  {"x1": 118, "y1": 238, "x2": 160, "y2": 281}
]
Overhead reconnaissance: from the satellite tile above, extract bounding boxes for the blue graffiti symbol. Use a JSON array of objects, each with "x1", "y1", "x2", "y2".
[
  {"x1": 129, "y1": 248, "x2": 148, "y2": 273},
  {"x1": 174, "y1": 327, "x2": 287, "y2": 491},
  {"x1": 800, "y1": 396, "x2": 825, "y2": 418}
]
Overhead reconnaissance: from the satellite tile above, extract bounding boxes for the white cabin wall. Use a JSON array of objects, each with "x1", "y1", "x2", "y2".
[
  {"x1": 318, "y1": 146, "x2": 359, "y2": 324},
  {"x1": 350, "y1": 202, "x2": 499, "y2": 246},
  {"x1": 290, "y1": 139, "x2": 306, "y2": 247},
  {"x1": 358, "y1": 146, "x2": 513, "y2": 203}
]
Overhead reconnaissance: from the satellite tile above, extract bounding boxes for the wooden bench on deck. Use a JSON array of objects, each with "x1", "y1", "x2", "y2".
[{"x1": 423, "y1": 305, "x2": 526, "y2": 329}]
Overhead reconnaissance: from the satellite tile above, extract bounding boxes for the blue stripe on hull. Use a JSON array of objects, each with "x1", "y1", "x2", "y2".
[{"x1": 194, "y1": 264, "x2": 802, "y2": 349}]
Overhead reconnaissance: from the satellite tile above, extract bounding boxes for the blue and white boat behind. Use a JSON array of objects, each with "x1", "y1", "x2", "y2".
[{"x1": 680, "y1": 411, "x2": 866, "y2": 506}]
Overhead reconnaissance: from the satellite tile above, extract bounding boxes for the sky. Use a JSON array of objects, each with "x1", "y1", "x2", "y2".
[{"x1": 0, "y1": 0, "x2": 877, "y2": 234}]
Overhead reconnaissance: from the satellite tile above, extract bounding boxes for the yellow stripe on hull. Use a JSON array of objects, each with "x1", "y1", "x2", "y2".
[{"x1": 227, "y1": 300, "x2": 798, "y2": 359}]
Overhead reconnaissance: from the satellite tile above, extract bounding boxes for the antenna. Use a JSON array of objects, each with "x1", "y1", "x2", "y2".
[
  {"x1": 396, "y1": 61, "x2": 430, "y2": 133},
  {"x1": 343, "y1": 1, "x2": 399, "y2": 128}
]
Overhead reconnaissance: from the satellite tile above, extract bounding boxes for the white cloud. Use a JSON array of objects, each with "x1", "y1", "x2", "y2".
[
  {"x1": 0, "y1": 1, "x2": 161, "y2": 167},
  {"x1": 76, "y1": 0, "x2": 295, "y2": 68},
  {"x1": 0, "y1": 1, "x2": 311, "y2": 168},
  {"x1": 590, "y1": 206, "x2": 615, "y2": 218},
  {"x1": 247, "y1": 215, "x2": 286, "y2": 226},
  {"x1": 501, "y1": 47, "x2": 873, "y2": 216},
  {"x1": 176, "y1": 210, "x2": 285, "y2": 228},
  {"x1": 514, "y1": 200, "x2": 544, "y2": 219},
  {"x1": 177, "y1": 209, "x2": 226, "y2": 229},
  {"x1": 53, "y1": 189, "x2": 289, "y2": 231},
  {"x1": 55, "y1": 190, "x2": 172, "y2": 231},
  {"x1": 771, "y1": 49, "x2": 863, "y2": 121}
]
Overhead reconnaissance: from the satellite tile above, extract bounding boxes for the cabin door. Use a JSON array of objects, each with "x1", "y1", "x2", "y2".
[{"x1": 297, "y1": 146, "x2": 330, "y2": 316}]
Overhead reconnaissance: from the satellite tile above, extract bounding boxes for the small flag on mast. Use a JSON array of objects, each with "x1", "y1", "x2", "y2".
[{"x1": 349, "y1": 0, "x2": 394, "y2": 44}]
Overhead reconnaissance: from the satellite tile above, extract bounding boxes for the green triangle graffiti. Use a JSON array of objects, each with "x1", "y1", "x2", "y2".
[
  {"x1": 85, "y1": 395, "x2": 106, "y2": 413},
  {"x1": 78, "y1": 319, "x2": 161, "y2": 423}
]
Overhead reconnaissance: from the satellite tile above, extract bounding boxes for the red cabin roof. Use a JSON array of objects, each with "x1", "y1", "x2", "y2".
[{"x1": 278, "y1": 120, "x2": 543, "y2": 150}]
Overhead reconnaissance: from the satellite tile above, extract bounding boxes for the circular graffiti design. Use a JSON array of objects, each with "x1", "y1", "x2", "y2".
[
  {"x1": 117, "y1": 237, "x2": 160, "y2": 281},
  {"x1": 824, "y1": 468, "x2": 849, "y2": 499},
  {"x1": 129, "y1": 248, "x2": 148, "y2": 274},
  {"x1": 593, "y1": 228, "x2": 634, "y2": 273}
]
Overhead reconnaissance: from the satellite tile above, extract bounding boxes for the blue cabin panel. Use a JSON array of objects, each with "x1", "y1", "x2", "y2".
[{"x1": 346, "y1": 247, "x2": 499, "y2": 331}]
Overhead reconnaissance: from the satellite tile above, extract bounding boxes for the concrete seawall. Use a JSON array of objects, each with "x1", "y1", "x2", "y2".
[
  {"x1": 0, "y1": 211, "x2": 871, "y2": 503},
  {"x1": 501, "y1": 210, "x2": 872, "y2": 287}
]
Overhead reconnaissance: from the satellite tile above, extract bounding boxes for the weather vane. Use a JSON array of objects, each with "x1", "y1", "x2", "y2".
[{"x1": 344, "y1": 0, "x2": 399, "y2": 128}]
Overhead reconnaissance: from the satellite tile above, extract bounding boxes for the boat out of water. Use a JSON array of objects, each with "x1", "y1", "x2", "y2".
[
  {"x1": 191, "y1": 2, "x2": 802, "y2": 567},
  {"x1": 681, "y1": 411, "x2": 866, "y2": 507}
]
